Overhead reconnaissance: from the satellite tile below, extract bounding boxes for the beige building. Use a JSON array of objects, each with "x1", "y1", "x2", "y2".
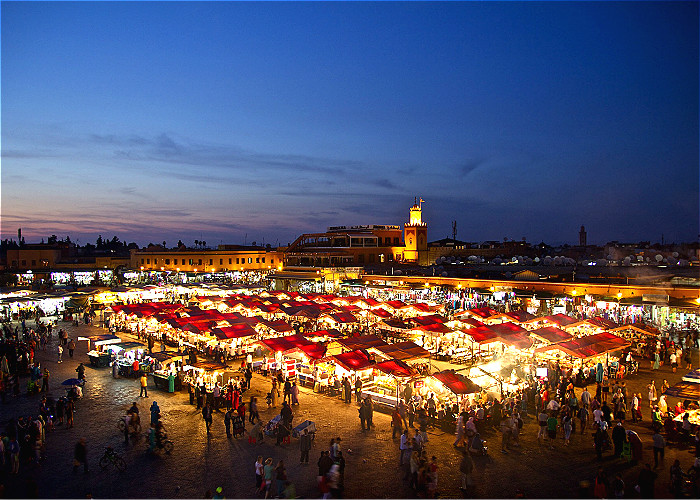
[{"x1": 129, "y1": 246, "x2": 284, "y2": 273}]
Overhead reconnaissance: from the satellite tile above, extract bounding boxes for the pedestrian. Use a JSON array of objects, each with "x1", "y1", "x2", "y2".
[
  {"x1": 651, "y1": 429, "x2": 665, "y2": 469},
  {"x1": 283, "y1": 377, "x2": 292, "y2": 403},
  {"x1": 245, "y1": 367, "x2": 253, "y2": 390},
  {"x1": 202, "y1": 403, "x2": 213, "y2": 434},
  {"x1": 392, "y1": 405, "x2": 404, "y2": 438},
  {"x1": 500, "y1": 413, "x2": 512, "y2": 453},
  {"x1": 593, "y1": 467, "x2": 608, "y2": 498},
  {"x1": 73, "y1": 438, "x2": 88, "y2": 473},
  {"x1": 224, "y1": 407, "x2": 233, "y2": 438},
  {"x1": 359, "y1": 399, "x2": 368, "y2": 430},
  {"x1": 68, "y1": 338, "x2": 76, "y2": 358},
  {"x1": 459, "y1": 450, "x2": 474, "y2": 493},
  {"x1": 41, "y1": 367, "x2": 50, "y2": 393},
  {"x1": 275, "y1": 460, "x2": 287, "y2": 498},
  {"x1": 612, "y1": 421, "x2": 626, "y2": 458},
  {"x1": 636, "y1": 463, "x2": 657, "y2": 498},
  {"x1": 66, "y1": 398, "x2": 74, "y2": 428},
  {"x1": 300, "y1": 428, "x2": 311, "y2": 464},
  {"x1": 150, "y1": 401, "x2": 160, "y2": 425},
  {"x1": 57, "y1": 344, "x2": 63, "y2": 363},
  {"x1": 76, "y1": 362, "x2": 86, "y2": 381},
  {"x1": 546, "y1": 411, "x2": 558, "y2": 450},
  {"x1": 291, "y1": 381, "x2": 299, "y2": 405},
  {"x1": 139, "y1": 372, "x2": 148, "y2": 398},
  {"x1": 263, "y1": 458, "x2": 274, "y2": 498},
  {"x1": 255, "y1": 456, "x2": 264, "y2": 491},
  {"x1": 647, "y1": 381, "x2": 657, "y2": 407},
  {"x1": 399, "y1": 429, "x2": 411, "y2": 465},
  {"x1": 355, "y1": 376, "x2": 363, "y2": 402},
  {"x1": 249, "y1": 396, "x2": 259, "y2": 424}
]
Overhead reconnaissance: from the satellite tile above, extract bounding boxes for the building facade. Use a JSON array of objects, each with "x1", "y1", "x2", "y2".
[{"x1": 129, "y1": 246, "x2": 284, "y2": 273}]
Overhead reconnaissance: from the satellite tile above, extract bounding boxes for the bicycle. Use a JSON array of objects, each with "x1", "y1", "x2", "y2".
[
  {"x1": 99, "y1": 446, "x2": 126, "y2": 471},
  {"x1": 117, "y1": 415, "x2": 141, "y2": 434}
]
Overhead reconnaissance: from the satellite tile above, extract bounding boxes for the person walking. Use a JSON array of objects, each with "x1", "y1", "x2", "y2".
[
  {"x1": 41, "y1": 367, "x2": 50, "y2": 393},
  {"x1": 73, "y1": 438, "x2": 88, "y2": 473},
  {"x1": 299, "y1": 428, "x2": 312, "y2": 464},
  {"x1": 399, "y1": 429, "x2": 411, "y2": 466},
  {"x1": 291, "y1": 381, "x2": 300, "y2": 406},
  {"x1": 224, "y1": 407, "x2": 233, "y2": 438},
  {"x1": 263, "y1": 458, "x2": 275, "y2": 498},
  {"x1": 255, "y1": 456, "x2": 264, "y2": 491},
  {"x1": 68, "y1": 338, "x2": 76, "y2": 358},
  {"x1": 202, "y1": 403, "x2": 213, "y2": 434},
  {"x1": 355, "y1": 376, "x2": 363, "y2": 402},
  {"x1": 391, "y1": 406, "x2": 404, "y2": 438},
  {"x1": 651, "y1": 429, "x2": 665, "y2": 469},
  {"x1": 57, "y1": 344, "x2": 63, "y2": 363}
]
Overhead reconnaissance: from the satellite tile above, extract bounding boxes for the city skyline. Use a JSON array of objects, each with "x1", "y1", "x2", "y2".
[{"x1": 2, "y1": 1, "x2": 698, "y2": 247}]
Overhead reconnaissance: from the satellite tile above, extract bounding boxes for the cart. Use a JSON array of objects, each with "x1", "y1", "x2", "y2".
[
  {"x1": 231, "y1": 415, "x2": 245, "y2": 438},
  {"x1": 292, "y1": 419, "x2": 316, "y2": 440},
  {"x1": 264, "y1": 414, "x2": 282, "y2": 437}
]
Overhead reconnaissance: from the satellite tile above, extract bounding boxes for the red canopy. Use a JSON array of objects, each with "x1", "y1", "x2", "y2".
[
  {"x1": 463, "y1": 325, "x2": 499, "y2": 344},
  {"x1": 211, "y1": 324, "x2": 257, "y2": 340},
  {"x1": 466, "y1": 307, "x2": 501, "y2": 320},
  {"x1": 543, "y1": 313, "x2": 578, "y2": 327},
  {"x1": 503, "y1": 310, "x2": 537, "y2": 323},
  {"x1": 529, "y1": 326, "x2": 574, "y2": 344},
  {"x1": 331, "y1": 350, "x2": 373, "y2": 372},
  {"x1": 432, "y1": 370, "x2": 481, "y2": 395},
  {"x1": 535, "y1": 332, "x2": 630, "y2": 358},
  {"x1": 304, "y1": 329, "x2": 342, "y2": 338},
  {"x1": 374, "y1": 359, "x2": 416, "y2": 378}
]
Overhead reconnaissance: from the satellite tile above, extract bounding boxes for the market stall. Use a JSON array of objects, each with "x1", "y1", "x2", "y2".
[
  {"x1": 182, "y1": 361, "x2": 230, "y2": 405},
  {"x1": 106, "y1": 341, "x2": 148, "y2": 377},
  {"x1": 425, "y1": 369, "x2": 482, "y2": 408},
  {"x1": 149, "y1": 351, "x2": 185, "y2": 392},
  {"x1": 361, "y1": 358, "x2": 418, "y2": 408},
  {"x1": 83, "y1": 334, "x2": 123, "y2": 367}
]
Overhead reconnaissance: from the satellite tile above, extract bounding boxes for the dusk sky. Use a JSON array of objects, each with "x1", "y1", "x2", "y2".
[{"x1": 2, "y1": 1, "x2": 698, "y2": 248}]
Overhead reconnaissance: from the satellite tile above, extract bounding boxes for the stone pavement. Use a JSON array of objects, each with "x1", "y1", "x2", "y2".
[{"x1": 0, "y1": 320, "x2": 697, "y2": 498}]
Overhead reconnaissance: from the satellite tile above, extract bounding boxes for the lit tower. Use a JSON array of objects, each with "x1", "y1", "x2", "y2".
[{"x1": 404, "y1": 197, "x2": 428, "y2": 264}]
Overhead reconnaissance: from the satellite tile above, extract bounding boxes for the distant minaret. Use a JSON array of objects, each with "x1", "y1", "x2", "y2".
[{"x1": 579, "y1": 225, "x2": 587, "y2": 246}]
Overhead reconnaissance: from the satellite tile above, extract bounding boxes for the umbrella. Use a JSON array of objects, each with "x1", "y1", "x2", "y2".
[{"x1": 61, "y1": 378, "x2": 83, "y2": 387}]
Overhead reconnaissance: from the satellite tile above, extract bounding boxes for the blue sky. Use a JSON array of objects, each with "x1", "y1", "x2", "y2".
[{"x1": 2, "y1": 1, "x2": 698, "y2": 247}]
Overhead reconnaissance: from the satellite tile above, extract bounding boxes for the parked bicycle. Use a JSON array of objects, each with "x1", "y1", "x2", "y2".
[{"x1": 99, "y1": 446, "x2": 126, "y2": 471}]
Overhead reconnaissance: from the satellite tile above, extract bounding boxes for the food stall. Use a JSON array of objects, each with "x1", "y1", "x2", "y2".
[
  {"x1": 182, "y1": 360, "x2": 230, "y2": 405},
  {"x1": 361, "y1": 358, "x2": 418, "y2": 408},
  {"x1": 82, "y1": 334, "x2": 122, "y2": 368},
  {"x1": 424, "y1": 369, "x2": 482, "y2": 408},
  {"x1": 106, "y1": 341, "x2": 148, "y2": 377},
  {"x1": 149, "y1": 351, "x2": 185, "y2": 392}
]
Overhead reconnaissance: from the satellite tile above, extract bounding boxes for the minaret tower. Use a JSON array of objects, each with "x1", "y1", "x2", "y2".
[{"x1": 404, "y1": 197, "x2": 428, "y2": 264}]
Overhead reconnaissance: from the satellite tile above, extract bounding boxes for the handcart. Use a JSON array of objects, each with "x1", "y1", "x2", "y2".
[
  {"x1": 292, "y1": 419, "x2": 316, "y2": 440},
  {"x1": 264, "y1": 414, "x2": 282, "y2": 437}
]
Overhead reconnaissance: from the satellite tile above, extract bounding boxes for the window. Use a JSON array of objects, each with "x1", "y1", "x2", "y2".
[
  {"x1": 236, "y1": 258, "x2": 240, "y2": 264},
  {"x1": 189, "y1": 259, "x2": 193, "y2": 265},
  {"x1": 357, "y1": 254, "x2": 364, "y2": 264},
  {"x1": 198, "y1": 259, "x2": 202, "y2": 265},
  {"x1": 21, "y1": 260, "x2": 26, "y2": 266},
  {"x1": 256, "y1": 257, "x2": 260, "y2": 263},
  {"x1": 154, "y1": 258, "x2": 158, "y2": 264},
  {"x1": 248, "y1": 258, "x2": 252, "y2": 264},
  {"x1": 385, "y1": 237, "x2": 391, "y2": 246},
  {"x1": 262, "y1": 257, "x2": 265, "y2": 263},
  {"x1": 165, "y1": 259, "x2": 170, "y2": 265},
  {"x1": 228, "y1": 258, "x2": 232, "y2": 264},
  {"x1": 209, "y1": 259, "x2": 213, "y2": 265},
  {"x1": 393, "y1": 237, "x2": 399, "y2": 245},
  {"x1": 219, "y1": 259, "x2": 223, "y2": 265},
  {"x1": 271, "y1": 259, "x2": 274, "y2": 265},
  {"x1": 147, "y1": 259, "x2": 150, "y2": 264},
  {"x1": 141, "y1": 259, "x2": 145, "y2": 264},
  {"x1": 31, "y1": 260, "x2": 36, "y2": 266}
]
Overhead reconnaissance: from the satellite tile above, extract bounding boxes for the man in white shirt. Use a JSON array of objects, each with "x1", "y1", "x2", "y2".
[
  {"x1": 581, "y1": 387, "x2": 591, "y2": 409},
  {"x1": 546, "y1": 398, "x2": 561, "y2": 417},
  {"x1": 399, "y1": 430, "x2": 411, "y2": 465}
]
